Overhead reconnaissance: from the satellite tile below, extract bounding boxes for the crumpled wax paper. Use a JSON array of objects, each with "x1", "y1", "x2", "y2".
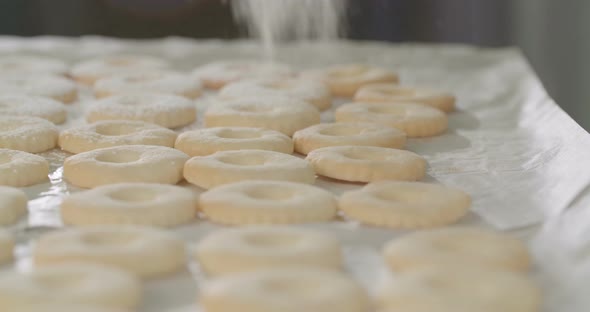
[{"x1": 0, "y1": 36, "x2": 589, "y2": 311}]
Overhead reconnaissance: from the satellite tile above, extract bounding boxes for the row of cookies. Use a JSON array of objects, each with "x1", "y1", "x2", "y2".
[{"x1": 0, "y1": 223, "x2": 538, "y2": 311}]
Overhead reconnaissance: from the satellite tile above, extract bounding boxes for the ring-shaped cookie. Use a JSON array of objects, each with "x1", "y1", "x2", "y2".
[
  {"x1": 0, "y1": 55, "x2": 67, "y2": 76},
  {"x1": 293, "y1": 122, "x2": 406, "y2": 155},
  {"x1": 382, "y1": 227, "x2": 531, "y2": 273},
  {"x1": 191, "y1": 60, "x2": 293, "y2": 89},
  {"x1": 0, "y1": 94, "x2": 66, "y2": 124},
  {"x1": 376, "y1": 266, "x2": 540, "y2": 312},
  {"x1": 338, "y1": 181, "x2": 470, "y2": 229},
  {"x1": 196, "y1": 226, "x2": 342, "y2": 275},
  {"x1": 86, "y1": 93, "x2": 197, "y2": 129},
  {"x1": 200, "y1": 268, "x2": 370, "y2": 312},
  {"x1": 70, "y1": 55, "x2": 169, "y2": 85},
  {"x1": 301, "y1": 64, "x2": 399, "y2": 97},
  {"x1": 94, "y1": 71, "x2": 203, "y2": 99},
  {"x1": 198, "y1": 181, "x2": 337, "y2": 224},
  {"x1": 0, "y1": 75, "x2": 78, "y2": 103},
  {"x1": 0, "y1": 231, "x2": 14, "y2": 264},
  {"x1": 354, "y1": 84, "x2": 456, "y2": 112},
  {"x1": 175, "y1": 127, "x2": 293, "y2": 157},
  {"x1": 0, "y1": 149, "x2": 49, "y2": 187},
  {"x1": 0, "y1": 263, "x2": 141, "y2": 309},
  {"x1": 17, "y1": 303, "x2": 129, "y2": 312},
  {"x1": 205, "y1": 96, "x2": 320, "y2": 136},
  {"x1": 184, "y1": 150, "x2": 316, "y2": 189},
  {"x1": 335, "y1": 102, "x2": 448, "y2": 138},
  {"x1": 0, "y1": 116, "x2": 58, "y2": 153},
  {"x1": 63, "y1": 145, "x2": 189, "y2": 189},
  {"x1": 0, "y1": 186, "x2": 27, "y2": 226},
  {"x1": 61, "y1": 183, "x2": 198, "y2": 227},
  {"x1": 220, "y1": 78, "x2": 332, "y2": 111},
  {"x1": 306, "y1": 146, "x2": 426, "y2": 183},
  {"x1": 33, "y1": 226, "x2": 187, "y2": 278},
  {"x1": 59, "y1": 120, "x2": 177, "y2": 154}
]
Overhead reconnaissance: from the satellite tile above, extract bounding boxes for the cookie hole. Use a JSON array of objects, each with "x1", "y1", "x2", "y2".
[
  {"x1": 328, "y1": 65, "x2": 367, "y2": 77},
  {"x1": 216, "y1": 129, "x2": 263, "y2": 139},
  {"x1": 107, "y1": 58, "x2": 134, "y2": 66},
  {"x1": 244, "y1": 186, "x2": 296, "y2": 200},
  {"x1": 374, "y1": 87, "x2": 416, "y2": 97},
  {"x1": 108, "y1": 189, "x2": 158, "y2": 203},
  {"x1": 124, "y1": 73, "x2": 163, "y2": 83},
  {"x1": 117, "y1": 95, "x2": 145, "y2": 106},
  {"x1": 319, "y1": 125, "x2": 365, "y2": 136},
  {"x1": 2, "y1": 77, "x2": 27, "y2": 86},
  {"x1": 95, "y1": 123, "x2": 143, "y2": 136},
  {"x1": 36, "y1": 273, "x2": 86, "y2": 289},
  {"x1": 81, "y1": 232, "x2": 139, "y2": 246},
  {"x1": 0, "y1": 153, "x2": 13, "y2": 165},
  {"x1": 367, "y1": 105, "x2": 407, "y2": 115},
  {"x1": 243, "y1": 232, "x2": 301, "y2": 247},
  {"x1": 262, "y1": 278, "x2": 318, "y2": 296},
  {"x1": 232, "y1": 104, "x2": 271, "y2": 113},
  {"x1": 374, "y1": 189, "x2": 422, "y2": 203},
  {"x1": 217, "y1": 154, "x2": 267, "y2": 166},
  {"x1": 0, "y1": 121, "x2": 22, "y2": 132},
  {"x1": 227, "y1": 63, "x2": 252, "y2": 71},
  {"x1": 342, "y1": 149, "x2": 389, "y2": 161},
  {"x1": 95, "y1": 150, "x2": 141, "y2": 163},
  {"x1": 1, "y1": 62, "x2": 22, "y2": 69},
  {"x1": 264, "y1": 80, "x2": 293, "y2": 90}
]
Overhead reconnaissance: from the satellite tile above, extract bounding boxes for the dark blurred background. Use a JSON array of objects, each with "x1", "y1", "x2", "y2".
[{"x1": 0, "y1": 0, "x2": 587, "y2": 129}]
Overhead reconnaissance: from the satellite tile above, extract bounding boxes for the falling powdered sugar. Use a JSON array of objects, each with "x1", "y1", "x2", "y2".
[{"x1": 230, "y1": 0, "x2": 347, "y2": 60}]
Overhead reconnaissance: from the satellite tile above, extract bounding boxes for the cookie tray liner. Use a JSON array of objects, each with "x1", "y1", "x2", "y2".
[{"x1": 1, "y1": 37, "x2": 589, "y2": 311}]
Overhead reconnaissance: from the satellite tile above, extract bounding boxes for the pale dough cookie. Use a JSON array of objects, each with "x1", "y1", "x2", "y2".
[
  {"x1": 63, "y1": 145, "x2": 189, "y2": 189},
  {"x1": 196, "y1": 226, "x2": 342, "y2": 275},
  {"x1": 306, "y1": 146, "x2": 426, "y2": 183},
  {"x1": 59, "y1": 120, "x2": 177, "y2": 154},
  {"x1": 219, "y1": 78, "x2": 332, "y2": 111},
  {"x1": 61, "y1": 183, "x2": 197, "y2": 227},
  {"x1": 184, "y1": 150, "x2": 316, "y2": 189},
  {"x1": 0, "y1": 55, "x2": 67, "y2": 76},
  {"x1": 336, "y1": 102, "x2": 448, "y2": 138},
  {"x1": 0, "y1": 149, "x2": 49, "y2": 187},
  {"x1": 192, "y1": 60, "x2": 294, "y2": 89},
  {"x1": 338, "y1": 181, "x2": 470, "y2": 229},
  {"x1": 17, "y1": 303, "x2": 128, "y2": 312},
  {"x1": 301, "y1": 64, "x2": 399, "y2": 97},
  {"x1": 382, "y1": 227, "x2": 531, "y2": 272},
  {"x1": 94, "y1": 71, "x2": 203, "y2": 99},
  {"x1": 0, "y1": 263, "x2": 141, "y2": 309},
  {"x1": 86, "y1": 93, "x2": 197, "y2": 129},
  {"x1": 198, "y1": 181, "x2": 337, "y2": 224},
  {"x1": 33, "y1": 226, "x2": 186, "y2": 278},
  {"x1": 205, "y1": 96, "x2": 320, "y2": 136},
  {"x1": 293, "y1": 122, "x2": 406, "y2": 155},
  {"x1": 0, "y1": 186, "x2": 27, "y2": 225},
  {"x1": 0, "y1": 74, "x2": 78, "y2": 103},
  {"x1": 71, "y1": 55, "x2": 169, "y2": 85},
  {"x1": 175, "y1": 127, "x2": 293, "y2": 157},
  {"x1": 0, "y1": 231, "x2": 14, "y2": 264},
  {"x1": 354, "y1": 84, "x2": 456, "y2": 113},
  {"x1": 0, "y1": 94, "x2": 66, "y2": 124},
  {"x1": 0, "y1": 116, "x2": 58, "y2": 153},
  {"x1": 376, "y1": 266, "x2": 540, "y2": 312},
  {"x1": 200, "y1": 268, "x2": 370, "y2": 312}
]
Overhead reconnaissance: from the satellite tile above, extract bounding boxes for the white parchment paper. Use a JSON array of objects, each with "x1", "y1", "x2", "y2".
[{"x1": 0, "y1": 36, "x2": 589, "y2": 311}]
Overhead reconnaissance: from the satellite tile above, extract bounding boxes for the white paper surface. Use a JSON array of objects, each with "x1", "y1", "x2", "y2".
[{"x1": 0, "y1": 36, "x2": 589, "y2": 311}]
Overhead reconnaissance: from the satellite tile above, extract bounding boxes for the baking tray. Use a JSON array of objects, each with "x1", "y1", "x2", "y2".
[{"x1": 1, "y1": 36, "x2": 589, "y2": 312}]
